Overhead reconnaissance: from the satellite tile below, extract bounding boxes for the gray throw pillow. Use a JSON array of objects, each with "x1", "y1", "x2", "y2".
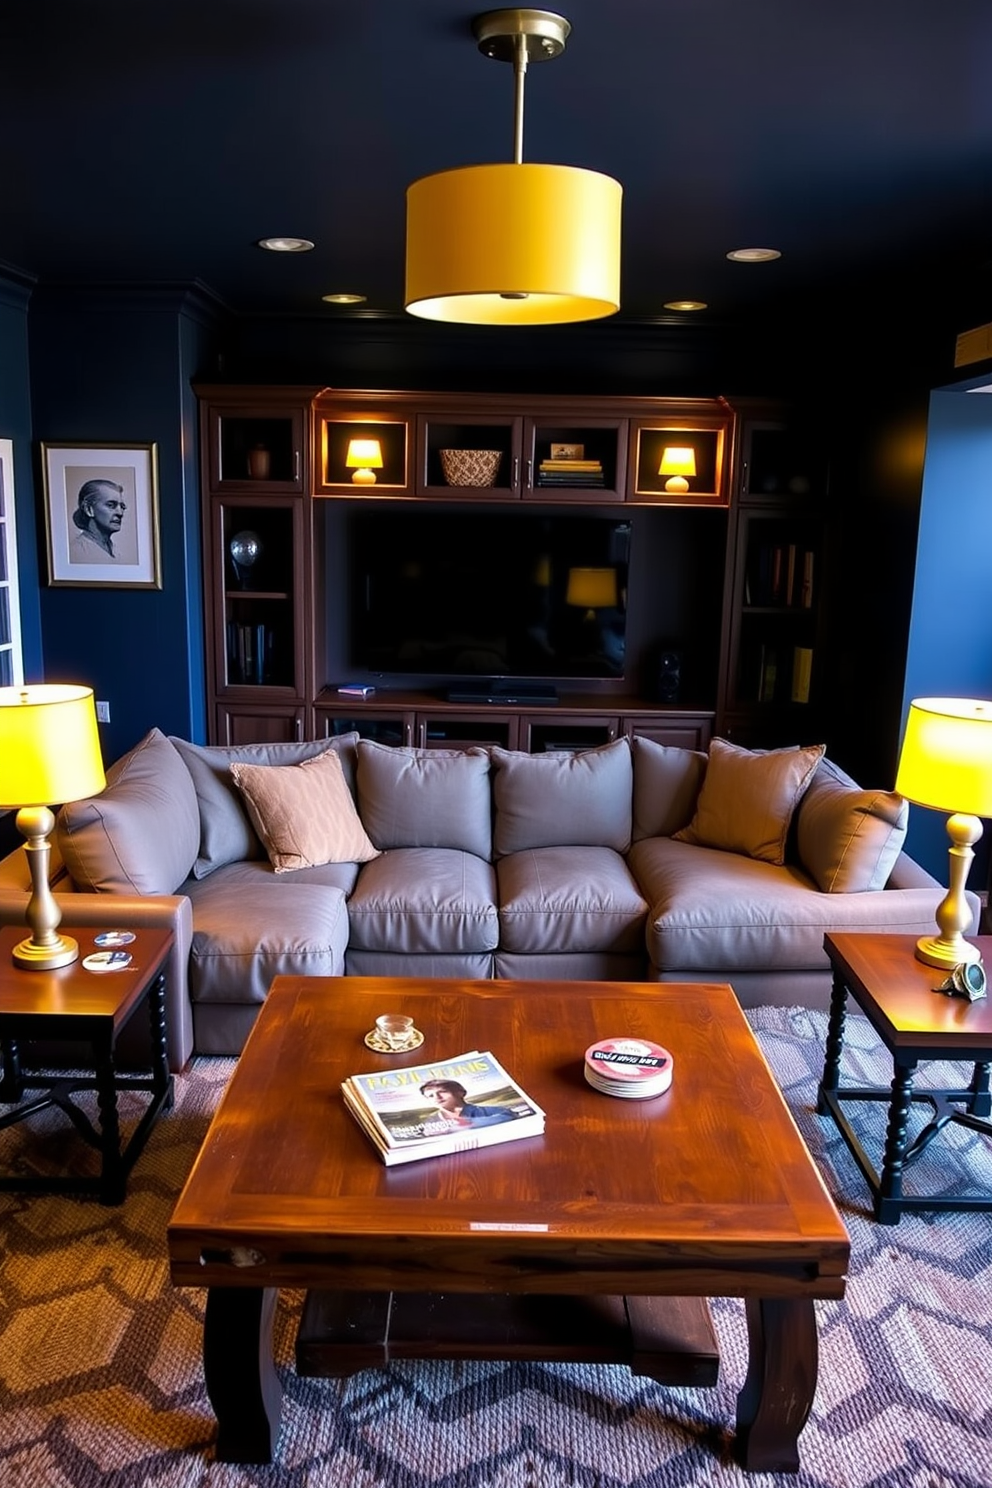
[
  {"x1": 170, "y1": 733, "x2": 360, "y2": 878},
  {"x1": 631, "y1": 736, "x2": 708, "y2": 841},
  {"x1": 355, "y1": 740, "x2": 492, "y2": 859},
  {"x1": 491, "y1": 738, "x2": 633, "y2": 857}
]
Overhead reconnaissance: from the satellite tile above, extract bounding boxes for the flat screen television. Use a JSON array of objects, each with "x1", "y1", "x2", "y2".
[{"x1": 348, "y1": 509, "x2": 630, "y2": 687}]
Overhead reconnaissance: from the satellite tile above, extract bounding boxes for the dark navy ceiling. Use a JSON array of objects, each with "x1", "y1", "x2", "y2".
[{"x1": 5, "y1": 1, "x2": 992, "y2": 330}]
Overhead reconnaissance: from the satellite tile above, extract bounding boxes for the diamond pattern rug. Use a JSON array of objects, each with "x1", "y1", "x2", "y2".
[{"x1": 1, "y1": 1006, "x2": 990, "y2": 1488}]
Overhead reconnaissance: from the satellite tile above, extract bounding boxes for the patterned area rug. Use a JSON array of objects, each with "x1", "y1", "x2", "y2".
[{"x1": 1, "y1": 1006, "x2": 991, "y2": 1488}]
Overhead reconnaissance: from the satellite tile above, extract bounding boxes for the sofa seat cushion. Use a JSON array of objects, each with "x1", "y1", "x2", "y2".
[
  {"x1": 346, "y1": 848, "x2": 499, "y2": 955},
  {"x1": 56, "y1": 727, "x2": 198, "y2": 895},
  {"x1": 497, "y1": 846, "x2": 647, "y2": 955},
  {"x1": 184, "y1": 874, "x2": 348, "y2": 1004},
  {"x1": 629, "y1": 836, "x2": 939, "y2": 973}
]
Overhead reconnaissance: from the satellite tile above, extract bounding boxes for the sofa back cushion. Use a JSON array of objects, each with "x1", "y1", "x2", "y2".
[
  {"x1": 56, "y1": 727, "x2": 199, "y2": 895},
  {"x1": 796, "y1": 756, "x2": 909, "y2": 892},
  {"x1": 631, "y1": 736, "x2": 708, "y2": 841},
  {"x1": 356, "y1": 740, "x2": 492, "y2": 859},
  {"x1": 673, "y1": 737, "x2": 824, "y2": 865},
  {"x1": 491, "y1": 739, "x2": 633, "y2": 857},
  {"x1": 170, "y1": 733, "x2": 359, "y2": 878}
]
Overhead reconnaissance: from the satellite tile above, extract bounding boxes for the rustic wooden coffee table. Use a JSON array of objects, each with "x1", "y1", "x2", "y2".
[{"x1": 168, "y1": 976, "x2": 848, "y2": 1472}]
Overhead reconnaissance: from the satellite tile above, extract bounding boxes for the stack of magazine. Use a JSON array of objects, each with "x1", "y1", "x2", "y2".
[{"x1": 342, "y1": 1048, "x2": 545, "y2": 1165}]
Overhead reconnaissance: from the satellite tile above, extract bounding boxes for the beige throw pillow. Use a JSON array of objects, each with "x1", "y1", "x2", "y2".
[
  {"x1": 673, "y1": 737, "x2": 825, "y2": 865},
  {"x1": 229, "y1": 748, "x2": 380, "y2": 873}
]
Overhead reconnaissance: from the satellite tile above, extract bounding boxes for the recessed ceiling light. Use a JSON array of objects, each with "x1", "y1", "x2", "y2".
[
  {"x1": 256, "y1": 236, "x2": 315, "y2": 253},
  {"x1": 726, "y1": 247, "x2": 781, "y2": 263},
  {"x1": 321, "y1": 292, "x2": 367, "y2": 305},
  {"x1": 663, "y1": 299, "x2": 707, "y2": 311}
]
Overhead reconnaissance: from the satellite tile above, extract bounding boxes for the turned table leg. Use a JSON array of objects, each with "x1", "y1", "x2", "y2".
[
  {"x1": 735, "y1": 1296, "x2": 818, "y2": 1473},
  {"x1": 204, "y1": 1287, "x2": 282, "y2": 1464}
]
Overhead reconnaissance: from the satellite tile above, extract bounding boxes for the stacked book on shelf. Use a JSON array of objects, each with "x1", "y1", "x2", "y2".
[
  {"x1": 342, "y1": 1048, "x2": 545, "y2": 1165},
  {"x1": 536, "y1": 456, "x2": 605, "y2": 489},
  {"x1": 227, "y1": 621, "x2": 273, "y2": 684},
  {"x1": 755, "y1": 643, "x2": 814, "y2": 704},
  {"x1": 744, "y1": 543, "x2": 815, "y2": 608}
]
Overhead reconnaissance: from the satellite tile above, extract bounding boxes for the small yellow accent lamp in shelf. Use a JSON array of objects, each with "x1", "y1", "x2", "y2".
[
  {"x1": 658, "y1": 446, "x2": 696, "y2": 494},
  {"x1": 345, "y1": 438, "x2": 384, "y2": 486},
  {"x1": 895, "y1": 696, "x2": 992, "y2": 969},
  {"x1": 0, "y1": 684, "x2": 106, "y2": 970}
]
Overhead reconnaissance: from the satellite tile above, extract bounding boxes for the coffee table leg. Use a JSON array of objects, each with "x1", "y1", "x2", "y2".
[
  {"x1": 204, "y1": 1286, "x2": 283, "y2": 1464},
  {"x1": 735, "y1": 1296, "x2": 817, "y2": 1473}
]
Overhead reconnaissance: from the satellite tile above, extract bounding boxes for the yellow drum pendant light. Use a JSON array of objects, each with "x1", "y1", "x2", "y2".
[{"x1": 405, "y1": 9, "x2": 622, "y2": 326}]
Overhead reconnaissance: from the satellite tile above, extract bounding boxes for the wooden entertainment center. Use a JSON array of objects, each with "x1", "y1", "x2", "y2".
[{"x1": 195, "y1": 385, "x2": 829, "y2": 751}]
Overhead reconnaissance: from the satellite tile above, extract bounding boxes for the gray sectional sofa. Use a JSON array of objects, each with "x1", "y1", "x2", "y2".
[{"x1": 0, "y1": 726, "x2": 968, "y2": 1071}]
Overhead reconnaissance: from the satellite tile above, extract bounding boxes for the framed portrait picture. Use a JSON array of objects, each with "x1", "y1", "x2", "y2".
[{"x1": 42, "y1": 442, "x2": 162, "y2": 589}]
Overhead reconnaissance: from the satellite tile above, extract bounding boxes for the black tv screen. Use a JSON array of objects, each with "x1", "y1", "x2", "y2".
[{"x1": 349, "y1": 509, "x2": 630, "y2": 682}]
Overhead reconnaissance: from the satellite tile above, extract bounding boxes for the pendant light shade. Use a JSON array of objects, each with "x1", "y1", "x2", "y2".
[
  {"x1": 404, "y1": 9, "x2": 622, "y2": 326},
  {"x1": 406, "y1": 162, "x2": 621, "y2": 325}
]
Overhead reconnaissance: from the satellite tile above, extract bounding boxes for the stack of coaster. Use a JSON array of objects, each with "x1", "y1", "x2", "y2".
[{"x1": 583, "y1": 1036, "x2": 674, "y2": 1099}]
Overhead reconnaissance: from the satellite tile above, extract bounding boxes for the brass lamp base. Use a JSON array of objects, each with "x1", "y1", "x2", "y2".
[
  {"x1": 914, "y1": 934, "x2": 981, "y2": 970},
  {"x1": 13, "y1": 932, "x2": 79, "y2": 971}
]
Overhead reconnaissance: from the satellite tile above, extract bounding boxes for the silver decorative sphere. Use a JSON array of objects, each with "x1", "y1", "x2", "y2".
[{"x1": 230, "y1": 530, "x2": 262, "y2": 569}]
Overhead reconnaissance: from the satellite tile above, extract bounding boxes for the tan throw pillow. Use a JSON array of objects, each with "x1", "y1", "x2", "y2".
[
  {"x1": 797, "y1": 757, "x2": 908, "y2": 892},
  {"x1": 229, "y1": 748, "x2": 380, "y2": 873},
  {"x1": 673, "y1": 737, "x2": 825, "y2": 865}
]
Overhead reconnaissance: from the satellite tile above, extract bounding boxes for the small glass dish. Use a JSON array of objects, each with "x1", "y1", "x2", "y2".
[{"x1": 364, "y1": 1013, "x2": 424, "y2": 1054}]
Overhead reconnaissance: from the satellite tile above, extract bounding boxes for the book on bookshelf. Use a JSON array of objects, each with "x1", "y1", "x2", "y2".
[
  {"x1": 342, "y1": 1048, "x2": 545, "y2": 1165},
  {"x1": 791, "y1": 646, "x2": 813, "y2": 704},
  {"x1": 758, "y1": 644, "x2": 778, "y2": 702},
  {"x1": 800, "y1": 549, "x2": 814, "y2": 608}
]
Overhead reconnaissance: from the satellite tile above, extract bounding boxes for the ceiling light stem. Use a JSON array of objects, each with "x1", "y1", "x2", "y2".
[{"x1": 513, "y1": 33, "x2": 528, "y2": 163}]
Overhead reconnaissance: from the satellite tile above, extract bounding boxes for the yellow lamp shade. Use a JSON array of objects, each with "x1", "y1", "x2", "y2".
[
  {"x1": 659, "y1": 447, "x2": 697, "y2": 477},
  {"x1": 345, "y1": 439, "x2": 383, "y2": 469},
  {"x1": 0, "y1": 684, "x2": 105, "y2": 808},
  {"x1": 345, "y1": 437, "x2": 384, "y2": 486},
  {"x1": 565, "y1": 567, "x2": 618, "y2": 610},
  {"x1": 659, "y1": 446, "x2": 697, "y2": 493},
  {"x1": 405, "y1": 162, "x2": 622, "y2": 326},
  {"x1": 895, "y1": 697, "x2": 992, "y2": 818}
]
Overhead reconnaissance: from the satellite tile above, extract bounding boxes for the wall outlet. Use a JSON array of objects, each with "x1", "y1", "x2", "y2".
[{"x1": 95, "y1": 700, "x2": 110, "y2": 723}]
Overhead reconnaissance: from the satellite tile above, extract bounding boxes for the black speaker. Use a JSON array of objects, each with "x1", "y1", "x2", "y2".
[{"x1": 656, "y1": 649, "x2": 681, "y2": 703}]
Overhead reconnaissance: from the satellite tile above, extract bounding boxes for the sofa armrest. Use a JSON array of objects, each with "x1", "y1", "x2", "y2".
[
  {"x1": 885, "y1": 850, "x2": 941, "y2": 891},
  {"x1": 0, "y1": 870, "x2": 194, "y2": 1073}
]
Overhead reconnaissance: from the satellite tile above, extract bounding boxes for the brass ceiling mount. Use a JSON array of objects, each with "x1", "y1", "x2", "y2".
[{"x1": 472, "y1": 9, "x2": 570, "y2": 65}]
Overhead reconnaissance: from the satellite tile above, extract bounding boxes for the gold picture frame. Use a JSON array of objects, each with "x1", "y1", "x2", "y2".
[{"x1": 42, "y1": 442, "x2": 162, "y2": 588}]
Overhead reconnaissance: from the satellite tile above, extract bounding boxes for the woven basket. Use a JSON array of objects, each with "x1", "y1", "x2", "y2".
[{"x1": 439, "y1": 448, "x2": 502, "y2": 487}]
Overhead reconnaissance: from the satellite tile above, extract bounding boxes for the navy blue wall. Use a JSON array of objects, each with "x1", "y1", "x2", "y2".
[
  {"x1": 900, "y1": 382, "x2": 992, "y2": 884},
  {"x1": 27, "y1": 287, "x2": 218, "y2": 761}
]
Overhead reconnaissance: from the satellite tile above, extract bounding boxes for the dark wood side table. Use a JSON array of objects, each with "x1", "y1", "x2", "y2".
[
  {"x1": 0, "y1": 924, "x2": 174, "y2": 1205},
  {"x1": 819, "y1": 931, "x2": 992, "y2": 1224}
]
